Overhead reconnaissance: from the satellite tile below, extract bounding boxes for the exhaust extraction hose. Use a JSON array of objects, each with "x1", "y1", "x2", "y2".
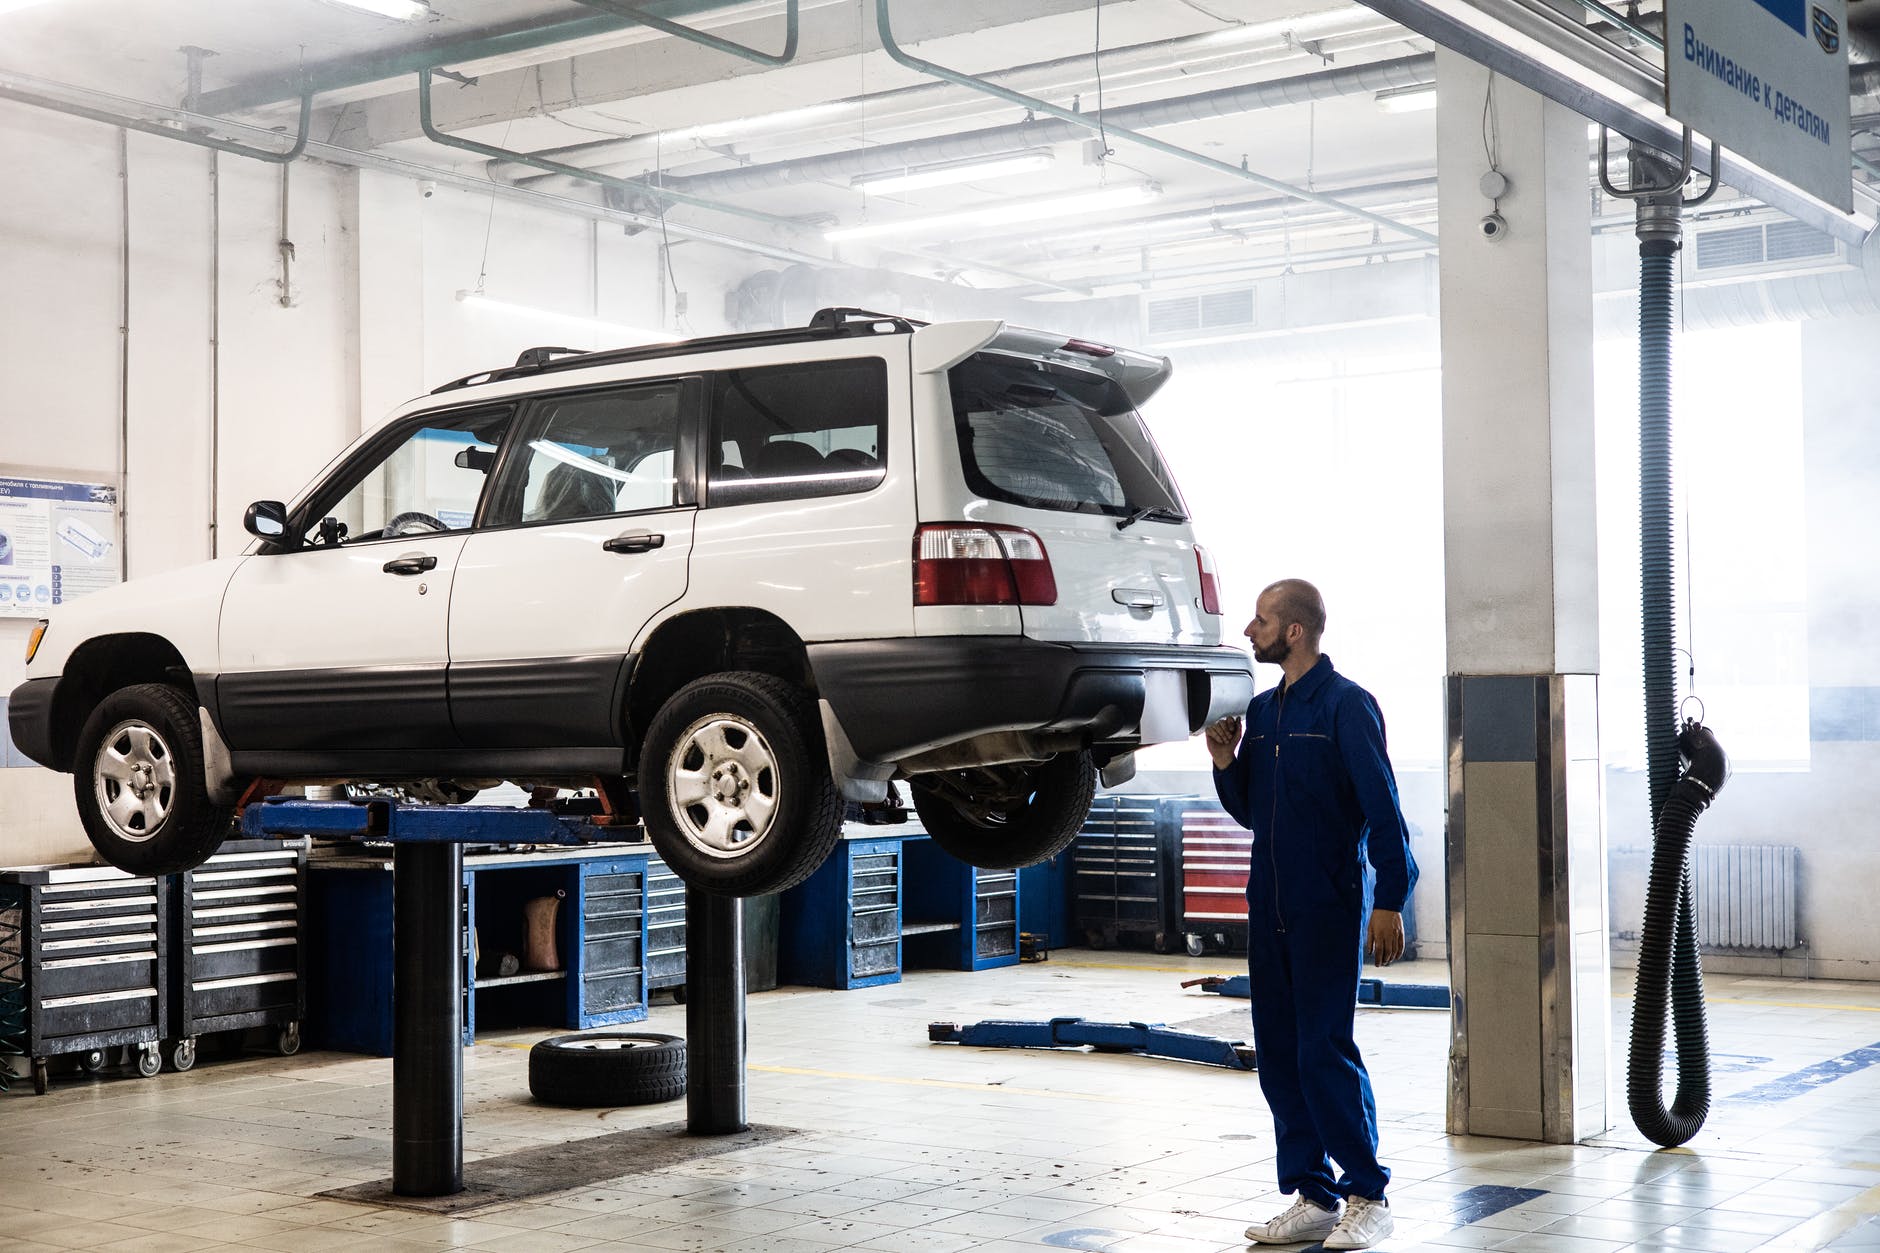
[{"x1": 1627, "y1": 719, "x2": 1729, "y2": 1146}]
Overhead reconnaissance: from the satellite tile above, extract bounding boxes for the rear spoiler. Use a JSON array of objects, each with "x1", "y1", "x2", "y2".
[{"x1": 912, "y1": 319, "x2": 1173, "y2": 408}]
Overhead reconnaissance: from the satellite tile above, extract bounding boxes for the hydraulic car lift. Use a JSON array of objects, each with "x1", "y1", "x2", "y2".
[
  {"x1": 240, "y1": 797, "x2": 747, "y2": 1198},
  {"x1": 928, "y1": 1017, "x2": 1257, "y2": 1071}
]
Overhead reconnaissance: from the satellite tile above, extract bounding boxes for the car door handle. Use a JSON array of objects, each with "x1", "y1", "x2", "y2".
[
  {"x1": 1112, "y1": 587, "x2": 1165, "y2": 608},
  {"x1": 603, "y1": 531, "x2": 665, "y2": 554},
  {"x1": 382, "y1": 553, "x2": 438, "y2": 575}
]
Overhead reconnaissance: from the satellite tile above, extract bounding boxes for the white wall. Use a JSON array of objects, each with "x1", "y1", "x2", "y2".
[{"x1": 0, "y1": 101, "x2": 741, "y2": 867}]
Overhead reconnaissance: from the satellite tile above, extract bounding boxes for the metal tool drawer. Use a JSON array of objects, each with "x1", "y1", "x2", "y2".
[{"x1": 173, "y1": 841, "x2": 308, "y2": 1061}]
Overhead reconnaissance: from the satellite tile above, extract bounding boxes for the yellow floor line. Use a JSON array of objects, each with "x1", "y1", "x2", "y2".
[{"x1": 747, "y1": 1062, "x2": 1167, "y2": 1106}]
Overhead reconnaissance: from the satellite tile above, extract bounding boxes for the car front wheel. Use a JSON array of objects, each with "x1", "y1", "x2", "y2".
[
  {"x1": 909, "y1": 750, "x2": 1097, "y2": 870},
  {"x1": 638, "y1": 671, "x2": 842, "y2": 897},
  {"x1": 72, "y1": 682, "x2": 232, "y2": 876}
]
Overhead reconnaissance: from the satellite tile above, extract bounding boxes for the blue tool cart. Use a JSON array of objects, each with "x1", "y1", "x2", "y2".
[
  {"x1": 645, "y1": 855, "x2": 687, "y2": 997},
  {"x1": 779, "y1": 832, "x2": 906, "y2": 990},
  {"x1": 166, "y1": 838, "x2": 309, "y2": 1071},
  {"x1": 0, "y1": 864, "x2": 169, "y2": 1094}
]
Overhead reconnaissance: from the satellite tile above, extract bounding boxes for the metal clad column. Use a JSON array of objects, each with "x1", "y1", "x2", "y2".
[
  {"x1": 393, "y1": 842, "x2": 464, "y2": 1195},
  {"x1": 1438, "y1": 48, "x2": 1609, "y2": 1143},
  {"x1": 685, "y1": 887, "x2": 747, "y2": 1134}
]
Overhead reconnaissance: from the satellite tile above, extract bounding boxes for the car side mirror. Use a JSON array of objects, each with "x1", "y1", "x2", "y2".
[
  {"x1": 454, "y1": 446, "x2": 497, "y2": 472},
  {"x1": 244, "y1": 500, "x2": 288, "y2": 539}
]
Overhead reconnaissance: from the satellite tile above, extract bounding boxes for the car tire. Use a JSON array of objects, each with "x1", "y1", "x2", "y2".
[
  {"x1": 639, "y1": 671, "x2": 842, "y2": 897},
  {"x1": 72, "y1": 683, "x2": 232, "y2": 877},
  {"x1": 909, "y1": 750, "x2": 1097, "y2": 871},
  {"x1": 529, "y1": 1031, "x2": 686, "y2": 1107}
]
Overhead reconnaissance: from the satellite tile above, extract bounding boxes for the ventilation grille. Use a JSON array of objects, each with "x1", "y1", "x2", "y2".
[
  {"x1": 1145, "y1": 287, "x2": 1255, "y2": 339},
  {"x1": 1693, "y1": 221, "x2": 1835, "y2": 271},
  {"x1": 1695, "y1": 844, "x2": 1798, "y2": 951}
]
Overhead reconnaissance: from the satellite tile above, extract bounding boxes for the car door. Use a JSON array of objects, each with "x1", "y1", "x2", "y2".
[
  {"x1": 216, "y1": 406, "x2": 514, "y2": 753},
  {"x1": 447, "y1": 377, "x2": 700, "y2": 751}
]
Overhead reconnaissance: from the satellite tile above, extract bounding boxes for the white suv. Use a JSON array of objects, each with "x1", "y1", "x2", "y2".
[{"x1": 9, "y1": 309, "x2": 1251, "y2": 895}]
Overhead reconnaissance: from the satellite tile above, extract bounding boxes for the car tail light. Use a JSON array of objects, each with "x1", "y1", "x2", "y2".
[
  {"x1": 1195, "y1": 545, "x2": 1222, "y2": 615},
  {"x1": 914, "y1": 524, "x2": 1057, "y2": 606}
]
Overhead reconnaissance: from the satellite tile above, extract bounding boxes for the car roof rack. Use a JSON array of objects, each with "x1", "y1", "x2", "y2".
[{"x1": 429, "y1": 307, "x2": 922, "y2": 395}]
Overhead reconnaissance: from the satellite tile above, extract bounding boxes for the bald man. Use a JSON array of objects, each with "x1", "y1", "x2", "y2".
[{"x1": 1206, "y1": 579, "x2": 1417, "y2": 1252}]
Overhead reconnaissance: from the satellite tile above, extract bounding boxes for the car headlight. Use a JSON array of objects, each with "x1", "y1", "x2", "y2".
[{"x1": 25, "y1": 619, "x2": 46, "y2": 664}]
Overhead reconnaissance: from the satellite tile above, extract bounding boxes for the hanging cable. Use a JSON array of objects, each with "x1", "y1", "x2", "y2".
[{"x1": 1093, "y1": 0, "x2": 1114, "y2": 161}]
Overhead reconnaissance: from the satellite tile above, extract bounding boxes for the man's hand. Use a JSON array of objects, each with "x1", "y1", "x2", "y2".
[
  {"x1": 1366, "y1": 909, "x2": 1404, "y2": 966},
  {"x1": 1204, "y1": 716, "x2": 1243, "y2": 770}
]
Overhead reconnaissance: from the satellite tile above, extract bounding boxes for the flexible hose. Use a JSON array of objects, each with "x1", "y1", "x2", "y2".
[
  {"x1": 1638, "y1": 238, "x2": 1681, "y2": 821},
  {"x1": 1627, "y1": 720, "x2": 1729, "y2": 1146}
]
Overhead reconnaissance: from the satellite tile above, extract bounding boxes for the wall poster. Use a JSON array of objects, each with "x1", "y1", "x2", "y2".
[{"x1": 0, "y1": 470, "x2": 123, "y2": 620}]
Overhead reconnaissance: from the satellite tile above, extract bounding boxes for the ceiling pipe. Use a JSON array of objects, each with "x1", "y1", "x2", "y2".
[
  {"x1": 0, "y1": 81, "x2": 312, "y2": 164},
  {"x1": 872, "y1": 0, "x2": 1437, "y2": 245},
  {"x1": 568, "y1": 0, "x2": 799, "y2": 66},
  {"x1": 638, "y1": 53, "x2": 1438, "y2": 204},
  {"x1": 495, "y1": 6, "x2": 1406, "y2": 182},
  {"x1": 193, "y1": 0, "x2": 756, "y2": 116},
  {"x1": 415, "y1": 68, "x2": 806, "y2": 231}
]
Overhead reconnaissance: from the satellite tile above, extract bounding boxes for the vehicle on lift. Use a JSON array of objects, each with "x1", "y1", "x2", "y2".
[{"x1": 7, "y1": 309, "x2": 1252, "y2": 896}]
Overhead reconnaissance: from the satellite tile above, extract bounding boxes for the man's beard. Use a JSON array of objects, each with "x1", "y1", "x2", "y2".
[{"x1": 1253, "y1": 636, "x2": 1291, "y2": 665}]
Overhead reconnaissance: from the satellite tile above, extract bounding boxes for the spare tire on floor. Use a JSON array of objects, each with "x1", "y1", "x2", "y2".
[{"x1": 529, "y1": 1031, "x2": 687, "y2": 1108}]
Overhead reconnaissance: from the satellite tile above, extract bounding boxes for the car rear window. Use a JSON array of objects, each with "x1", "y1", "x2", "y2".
[{"x1": 948, "y1": 352, "x2": 1186, "y2": 519}]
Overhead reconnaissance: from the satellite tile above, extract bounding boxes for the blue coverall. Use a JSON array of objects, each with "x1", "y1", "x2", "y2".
[{"x1": 1212, "y1": 653, "x2": 1418, "y2": 1208}]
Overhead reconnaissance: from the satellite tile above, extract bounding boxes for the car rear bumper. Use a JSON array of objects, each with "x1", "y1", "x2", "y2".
[
  {"x1": 807, "y1": 637, "x2": 1253, "y2": 764},
  {"x1": 6, "y1": 676, "x2": 60, "y2": 770}
]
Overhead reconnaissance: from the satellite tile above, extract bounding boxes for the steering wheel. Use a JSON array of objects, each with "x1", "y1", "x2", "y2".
[{"x1": 385, "y1": 511, "x2": 449, "y2": 537}]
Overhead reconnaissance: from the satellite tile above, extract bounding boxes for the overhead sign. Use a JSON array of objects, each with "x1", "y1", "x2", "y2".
[
  {"x1": 0, "y1": 473, "x2": 122, "y2": 620},
  {"x1": 1666, "y1": 0, "x2": 1851, "y2": 212}
]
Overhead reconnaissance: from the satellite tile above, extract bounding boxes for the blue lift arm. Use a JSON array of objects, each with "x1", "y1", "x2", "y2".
[
  {"x1": 928, "y1": 1017, "x2": 1256, "y2": 1072},
  {"x1": 1182, "y1": 974, "x2": 1451, "y2": 1009}
]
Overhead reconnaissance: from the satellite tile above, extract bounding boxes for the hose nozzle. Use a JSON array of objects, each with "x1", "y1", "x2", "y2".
[{"x1": 1677, "y1": 719, "x2": 1730, "y2": 801}]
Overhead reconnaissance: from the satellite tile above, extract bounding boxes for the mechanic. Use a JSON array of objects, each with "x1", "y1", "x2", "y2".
[{"x1": 1205, "y1": 578, "x2": 1417, "y2": 1252}]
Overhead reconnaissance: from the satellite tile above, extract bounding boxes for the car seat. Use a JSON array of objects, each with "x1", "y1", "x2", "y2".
[{"x1": 528, "y1": 461, "x2": 618, "y2": 522}]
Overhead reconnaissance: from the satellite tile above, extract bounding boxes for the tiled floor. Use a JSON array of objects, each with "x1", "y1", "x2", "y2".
[{"x1": 2, "y1": 952, "x2": 1877, "y2": 1252}]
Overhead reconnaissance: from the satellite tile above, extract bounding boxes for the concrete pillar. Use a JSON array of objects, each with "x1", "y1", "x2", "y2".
[{"x1": 1437, "y1": 48, "x2": 1610, "y2": 1143}]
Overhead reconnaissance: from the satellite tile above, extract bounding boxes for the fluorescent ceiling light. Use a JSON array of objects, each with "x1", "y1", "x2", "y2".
[
  {"x1": 853, "y1": 151, "x2": 1056, "y2": 196},
  {"x1": 456, "y1": 291, "x2": 674, "y2": 344},
  {"x1": 827, "y1": 184, "x2": 1161, "y2": 243},
  {"x1": 666, "y1": 101, "x2": 852, "y2": 144},
  {"x1": 324, "y1": 0, "x2": 430, "y2": 19},
  {"x1": 1374, "y1": 84, "x2": 1437, "y2": 114}
]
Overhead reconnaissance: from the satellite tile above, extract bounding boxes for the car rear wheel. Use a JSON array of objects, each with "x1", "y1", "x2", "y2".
[
  {"x1": 909, "y1": 750, "x2": 1097, "y2": 870},
  {"x1": 639, "y1": 671, "x2": 842, "y2": 897},
  {"x1": 72, "y1": 682, "x2": 232, "y2": 877}
]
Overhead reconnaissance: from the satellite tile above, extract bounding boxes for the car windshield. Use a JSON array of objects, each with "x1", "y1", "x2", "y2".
[{"x1": 948, "y1": 351, "x2": 1185, "y2": 519}]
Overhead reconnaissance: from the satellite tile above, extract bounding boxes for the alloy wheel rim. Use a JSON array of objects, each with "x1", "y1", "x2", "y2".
[
  {"x1": 93, "y1": 719, "x2": 177, "y2": 843},
  {"x1": 667, "y1": 714, "x2": 779, "y2": 860}
]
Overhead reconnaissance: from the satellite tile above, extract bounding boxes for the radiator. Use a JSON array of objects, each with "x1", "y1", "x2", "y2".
[{"x1": 1694, "y1": 844, "x2": 1798, "y2": 951}]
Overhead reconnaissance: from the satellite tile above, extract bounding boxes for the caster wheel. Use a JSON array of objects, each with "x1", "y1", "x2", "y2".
[
  {"x1": 77, "y1": 1050, "x2": 107, "y2": 1074},
  {"x1": 277, "y1": 1022, "x2": 301, "y2": 1057},
  {"x1": 1152, "y1": 932, "x2": 1170, "y2": 955},
  {"x1": 32, "y1": 1058, "x2": 49, "y2": 1096},
  {"x1": 1084, "y1": 928, "x2": 1107, "y2": 950},
  {"x1": 671, "y1": 986, "x2": 687, "y2": 1006},
  {"x1": 136, "y1": 1046, "x2": 160, "y2": 1079},
  {"x1": 1185, "y1": 933, "x2": 1205, "y2": 958},
  {"x1": 165, "y1": 1039, "x2": 197, "y2": 1072}
]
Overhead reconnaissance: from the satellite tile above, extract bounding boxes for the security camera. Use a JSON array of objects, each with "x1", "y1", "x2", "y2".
[
  {"x1": 419, "y1": 180, "x2": 437, "y2": 199},
  {"x1": 1479, "y1": 212, "x2": 1508, "y2": 242}
]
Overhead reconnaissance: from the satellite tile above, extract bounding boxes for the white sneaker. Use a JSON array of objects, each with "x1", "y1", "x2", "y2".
[
  {"x1": 1244, "y1": 1195, "x2": 1341, "y2": 1244},
  {"x1": 1323, "y1": 1194, "x2": 1393, "y2": 1250}
]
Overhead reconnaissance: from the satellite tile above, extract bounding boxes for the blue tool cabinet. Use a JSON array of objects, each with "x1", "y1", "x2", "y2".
[
  {"x1": 779, "y1": 834, "x2": 904, "y2": 990},
  {"x1": 307, "y1": 846, "x2": 651, "y2": 1056},
  {"x1": 901, "y1": 837, "x2": 1021, "y2": 972}
]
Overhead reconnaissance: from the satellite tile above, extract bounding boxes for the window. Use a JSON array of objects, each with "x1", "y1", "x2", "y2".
[
  {"x1": 307, "y1": 407, "x2": 511, "y2": 545},
  {"x1": 948, "y1": 352, "x2": 1185, "y2": 519},
  {"x1": 708, "y1": 359, "x2": 888, "y2": 506},
  {"x1": 489, "y1": 382, "x2": 688, "y2": 527}
]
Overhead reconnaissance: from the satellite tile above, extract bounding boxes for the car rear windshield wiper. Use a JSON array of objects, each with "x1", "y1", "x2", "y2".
[{"x1": 1115, "y1": 504, "x2": 1187, "y2": 531}]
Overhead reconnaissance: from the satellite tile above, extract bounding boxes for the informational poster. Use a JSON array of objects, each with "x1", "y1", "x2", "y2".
[{"x1": 0, "y1": 473, "x2": 122, "y2": 619}]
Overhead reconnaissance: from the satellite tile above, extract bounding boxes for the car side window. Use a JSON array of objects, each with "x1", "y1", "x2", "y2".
[
  {"x1": 305, "y1": 407, "x2": 512, "y2": 546},
  {"x1": 485, "y1": 381, "x2": 688, "y2": 528},
  {"x1": 707, "y1": 358, "x2": 887, "y2": 507}
]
